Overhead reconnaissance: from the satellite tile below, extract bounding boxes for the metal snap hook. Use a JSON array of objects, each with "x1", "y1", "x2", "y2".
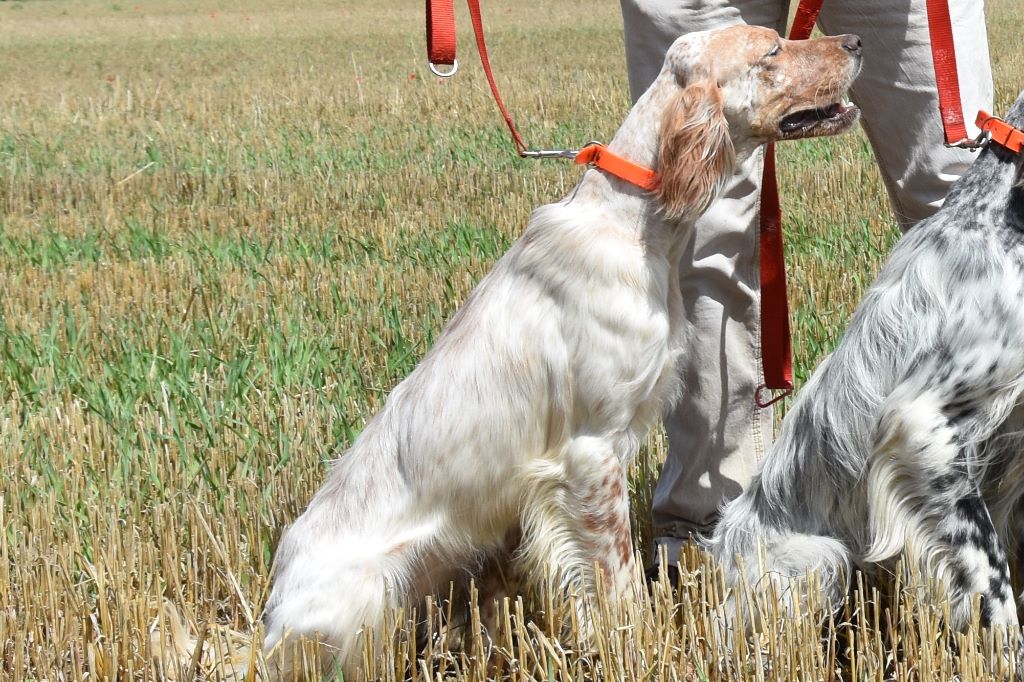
[
  {"x1": 519, "y1": 148, "x2": 580, "y2": 159},
  {"x1": 945, "y1": 128, "x2": 991, "y2": 151}
]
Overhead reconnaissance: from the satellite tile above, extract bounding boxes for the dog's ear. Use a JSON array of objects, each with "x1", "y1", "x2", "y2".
[{"x1": 655, "y1": 82, "x2": 735, "y2": 220}]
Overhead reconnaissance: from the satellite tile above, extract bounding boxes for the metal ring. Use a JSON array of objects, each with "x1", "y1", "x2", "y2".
[{"x1": 429, "y1": 59, "x2": 458, "y2": 78}]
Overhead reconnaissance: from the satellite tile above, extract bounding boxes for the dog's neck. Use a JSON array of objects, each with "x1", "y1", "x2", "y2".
[
  {"x1": 570, "y1": 74, "x2": 750, "y2": 259},
  {"x1": 940, "y1": 94, "x2": 1024, "y2": 231}
]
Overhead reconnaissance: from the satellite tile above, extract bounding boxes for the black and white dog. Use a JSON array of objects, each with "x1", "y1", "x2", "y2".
[{"x1": 711, "y1": 90, "x2": 1024, "y2": 631}]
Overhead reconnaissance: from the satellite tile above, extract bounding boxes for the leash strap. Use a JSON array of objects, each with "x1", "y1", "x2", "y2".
[
  {"x1": 755, "y1": 0, "x2": 824, "y2": 404},
  {"x1": 466, "y1": 0, "x2": 527, "y2": 154},
  {"x1": 425, "y1": 0, "x2": 458, "y2": 70},
  {"x1": 757, "y1": 0, "x2": 969, "y2": 405},
  {"x1": 757, "y1": 144, "x2": 793, "y2": 406},
  {"x1": 925, "y1": 0, "x2": 970, "y2": 145},
  {"x1": 789, "y1": 0, "x2": 823, "y2": 43},
  {"x1": 426, "y1": 0, "x2": 528, "y2": 154}
]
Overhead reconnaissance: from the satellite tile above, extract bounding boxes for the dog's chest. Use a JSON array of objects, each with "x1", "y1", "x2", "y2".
[{"x1": 570, "y1": 286, "x2": 685, "y2": 436}]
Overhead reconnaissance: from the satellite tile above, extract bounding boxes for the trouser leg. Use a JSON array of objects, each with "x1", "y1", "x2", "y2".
[
  {"x1": 619, "y1": 0, "x2": 788, "y2": 557},
  {"x1": 816, "y1": 0, "x2": 994, "y2": 229}
]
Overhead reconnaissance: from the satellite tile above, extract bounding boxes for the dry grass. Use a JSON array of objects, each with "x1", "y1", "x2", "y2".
[{"x1": 1, "y1": 0, "x2": 1022, "y2": 679}]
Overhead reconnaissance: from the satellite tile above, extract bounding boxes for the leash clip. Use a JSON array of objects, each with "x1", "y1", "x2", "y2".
[
  {"x1": 944, "y1": 128, "x2": 991, "y2": 151},
  {"x1": 519, "y1": 148, "x2": 580, "y2": 160},
  {"x1": 520, "y1": 141, "x2": 604, "y2": 161},
  {"x1": 428, "y1": 60, "x2": 459, "y2": 78},
  {"x1": 755, "y1": 384, "x2": 793, "y2": 409}
]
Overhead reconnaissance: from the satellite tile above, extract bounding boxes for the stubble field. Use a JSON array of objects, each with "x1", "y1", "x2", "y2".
[{"x1": 2, "y1": 0, "x2": 1023, "y2": 679}]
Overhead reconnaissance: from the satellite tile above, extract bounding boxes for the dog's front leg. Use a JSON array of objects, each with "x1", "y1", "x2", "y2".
[
  {"x1": 518, "y1": 437, "x2": 638, "y2": 623},
  {"x1": 573, "y1": 446, "x2": 638, "y2": 600},
  {"x1": 866, "y1": 339, "x2": 1024, "y2": 631}
]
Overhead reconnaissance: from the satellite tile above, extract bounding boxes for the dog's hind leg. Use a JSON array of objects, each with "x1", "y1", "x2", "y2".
[
  {"x1": 263, "y1": 509, "x2": 470, "y2": 679},
  {"x1": 423, "y1": 528, "x2": 525, "y2": 657},
  {"x1": 712, "y1": 489, "x2": 852, "y2": 631},
  {"x1": 979, "y1": 416, "x2": 1024, "y2": 636},
  {"x1": 866, "y1": 339, "x2": 1024, "y2": 630}
]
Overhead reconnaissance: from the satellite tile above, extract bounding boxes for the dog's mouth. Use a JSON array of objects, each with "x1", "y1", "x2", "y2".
[{"x1": 778, "y1": 101, "x2": 860, "y2": 140}]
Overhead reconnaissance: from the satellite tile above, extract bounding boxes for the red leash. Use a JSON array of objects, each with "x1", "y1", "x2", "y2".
[
  {"x1": 426, "y1": 0, "x2": 654, "y2": 182},
  {"x1": 754, "y1": 0, "x2": 825, "y2": 406},
  {"x1": 426, "y1": 0, "x2": 976, "y2": 408},
  {"x1": 427, "y1": 0, "x2": 527, "y2": 154},
  {"x1": 425, "y1": 0, "x2": 457, "y2": 76},
  {"x1": 756, "y1": 144, "x2": 793, "y2": 406},
  {"x1": 756, "y1": 0, "x2": 976, "y2": 406},
  {"x1": 926, "y1": 0, "x2": 970, "y2": 145}
]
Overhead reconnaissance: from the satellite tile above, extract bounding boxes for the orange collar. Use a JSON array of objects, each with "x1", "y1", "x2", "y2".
[
  {"x1": 574, "y1": 143, "x2": 660, "y2": 191},
  {"x1": 977, "y1": 110, "x2": 1024, "y2": 154}
]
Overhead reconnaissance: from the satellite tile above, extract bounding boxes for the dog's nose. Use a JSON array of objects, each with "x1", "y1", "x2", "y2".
[{"x1": 841, "y1": 34, "x2": 862, "y2": 55}]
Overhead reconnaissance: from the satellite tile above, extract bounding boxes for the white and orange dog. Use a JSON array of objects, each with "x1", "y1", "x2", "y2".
[{"x1": 262, "y1": 24, "x2": 863, "y2": 677}]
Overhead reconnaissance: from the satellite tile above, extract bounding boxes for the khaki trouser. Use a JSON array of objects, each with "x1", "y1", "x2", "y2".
[{"x1": 618, "y1": 0, "x2": 994, "y2": 556}]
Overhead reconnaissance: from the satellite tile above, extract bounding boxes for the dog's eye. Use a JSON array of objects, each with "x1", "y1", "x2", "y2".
[{"x1": 764, "y1": 44, "x2": 782, "y2": 59}]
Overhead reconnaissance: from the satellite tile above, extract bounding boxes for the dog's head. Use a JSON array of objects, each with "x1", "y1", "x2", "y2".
[{"x1": 655, "y1": 25, "x2": 862, "y2": 217}]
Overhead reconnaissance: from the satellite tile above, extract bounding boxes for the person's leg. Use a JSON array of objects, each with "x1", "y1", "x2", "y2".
[
  {"x1": 619, "y1": 0, "x2": 788, "y2": 561},
  {"x1": 620, "y1": 0, "x2": 742, "y2": 102},
  {"x1": 817, "y1": 0, "x2": 993, "y2": 229},
  {"x1": 652, "y1": 168, "x2": 773, "y2": 557}
]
